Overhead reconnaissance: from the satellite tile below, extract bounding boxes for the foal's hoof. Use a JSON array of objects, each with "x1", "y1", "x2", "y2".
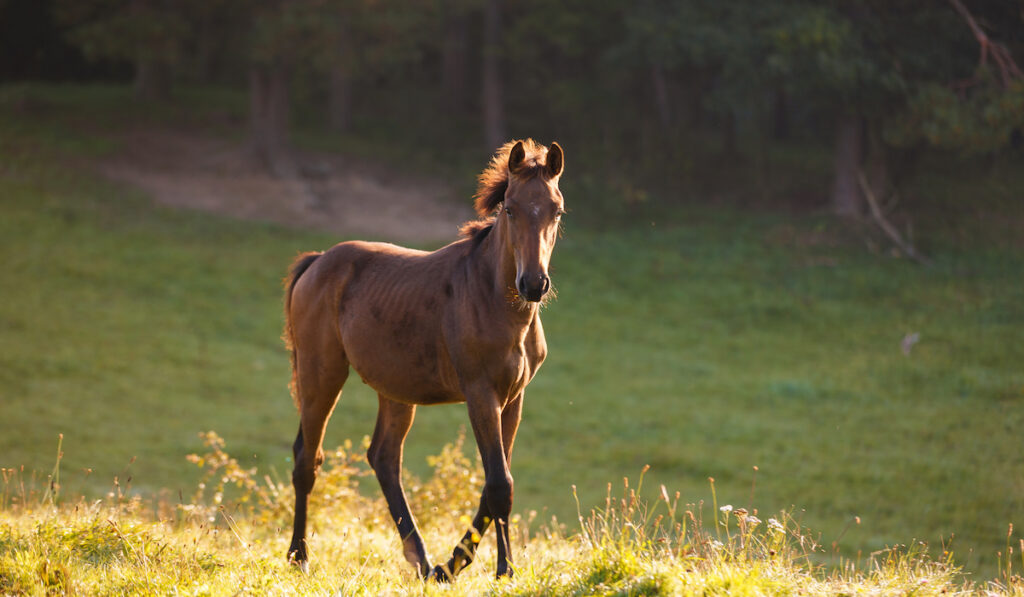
[
  {"x1": 287, "y1": 551, "x2": 310, "y2": 575},
  {"x1": 430, "y1": 564, "x2": 455, "y2": 583},
  {"x1": 288, "y1": 558, "x2": 310, "y2": 575}
]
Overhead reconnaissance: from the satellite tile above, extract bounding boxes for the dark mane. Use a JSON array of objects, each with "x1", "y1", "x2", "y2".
[
  {"x1": 457, "y1": 139, "x2": 553, "y2": 243},
  {"x1": 458, "y1": 217, "x2": 495, "y2": 247},
  {"x1": 471, "y1": 138, "x2": 553, "y2": 217}
]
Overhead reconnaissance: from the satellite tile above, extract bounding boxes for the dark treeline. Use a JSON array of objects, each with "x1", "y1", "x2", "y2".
[{"x1": 2, "y1": 0, "x2": 1022, "y2": 214}]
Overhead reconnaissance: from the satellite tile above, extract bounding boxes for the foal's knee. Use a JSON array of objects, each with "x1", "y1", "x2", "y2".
[
  {"x1": 292, "y1": 449, "x2": 324, "y2": 494},
  {"x1": 366, "y1": 440, "x2": 398, "y2": 477},
  {"x1": 292, "y1": 466, "x2": 315, "y2": 495},
  {"x1": 485, "y1": 473, "x2": 514, "y2": 516},
  {"x1": 366, "y1": 444, "x2": 380, "y2": 472}
]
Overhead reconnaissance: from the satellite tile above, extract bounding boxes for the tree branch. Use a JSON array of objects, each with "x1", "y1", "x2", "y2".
[
  {"x1": 857, "y1": 171, "x2": 932, "y2": 266},
  {"x1": 947, "y1": 0, "x2": 1024, "y2": 88}
]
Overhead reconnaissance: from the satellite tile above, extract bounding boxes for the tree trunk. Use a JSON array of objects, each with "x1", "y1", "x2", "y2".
[
  {"x1": 328, "y1": 65, "x2": 353, "y2": 133},
  {"x1": 651, "y1": 64, "x2": 671, "y2": 130},
  {"x1": 831, "y1": 114, "x2": 864, "y2": 216},
  {"x1": 328, "y1": 22, "x2": 354, "y2": 133},
  {"x1": 481, "y1": 0, "x2": 505, "y2": 150},
  {"x1": 130, "y1": 0, "x2": 171, "y2": 101},
  {"x1": 863, "y1": 126, "x2": 890, "y2": 203},
  {"x1": 133, "y1": 56, "x2": 171, "y2": 101},
  {"x1": 772, "y1": 86, "x2": 790, "y2": 140},
  {"x1": 722, "y1": 110, "x2": 738, "y2": 157},
  {"x1": 195, "y1": 11, "x2": 226, "y2": 83},
  {"x1": 681, "y1": 66, "x2": 713, "y2": 128},
  {"x1": 249, "y1": 62, "x2": 295, "y2": 178},
  {"x1": 441, "y1": 1, "x2": 470, "y2": 113}
]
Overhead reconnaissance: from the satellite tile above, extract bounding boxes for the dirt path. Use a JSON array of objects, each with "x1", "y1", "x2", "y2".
[{"x1": 98, "y1": 128, "x2": 473, "y2": 245}]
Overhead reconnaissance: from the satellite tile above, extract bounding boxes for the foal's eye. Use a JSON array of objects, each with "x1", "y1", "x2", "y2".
[
  {"x1": 555, "y1": 209, "x2": 566, "y2": 219},
  {"x1": 504, "y1": 206, "x2": 513, "y2": 217}
]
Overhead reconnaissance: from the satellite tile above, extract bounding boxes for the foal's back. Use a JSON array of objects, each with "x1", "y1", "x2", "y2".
[{"x1": 289, "y1": 239, "x2": 468, "y2": 406}]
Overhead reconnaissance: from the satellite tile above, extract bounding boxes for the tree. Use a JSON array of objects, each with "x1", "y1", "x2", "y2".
[
  {"x1": 326, "y1": 15, "x2": 354, "y2": 133},
  {"x1": 481, "y1": 0, "x2": 505, "y2": 149},
  {"x1": 55, "y1": 0, "x2": 189, "y2": 101},
  {"x1": 766, "y1": 0, "x2": 1023, "y2": 215},
  {"x1": 247, "y1": 0, "x2": 298, "y2": 176},
  {"x1": 440, "y1": 0, "x2": 473, "y2": 114},
  {"x1": 248, "y1": 0, "x2": 434, "y2": 171},
  {"x1": 886, "y1": 0, "x2": 1024, "y2": 156}
]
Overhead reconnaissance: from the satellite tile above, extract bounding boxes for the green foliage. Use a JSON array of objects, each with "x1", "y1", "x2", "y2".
[
  {"x1": 766, "y1": 3, "x2": 904, "y2": 111},
  {"x1": 888, "y1": 79, "x2": 1024, "y2": 154},
  {"x1": 35, "y1": 0, "x2": 1024, "y2": 195},
  {"x1": 493, "y1": 0, "x2": 1024, "y2": 187},
  {"x1": 54, "y1": 0, "x2": 190, "y2": 66}
]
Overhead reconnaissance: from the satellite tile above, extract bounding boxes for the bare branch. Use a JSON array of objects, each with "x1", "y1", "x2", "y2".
[
  {"x1": 857, "y1": 171, "x2": 932, "y2": 266},
  {"x1": 947, "y1": 0, "x2": 1024, "y2": 88}
]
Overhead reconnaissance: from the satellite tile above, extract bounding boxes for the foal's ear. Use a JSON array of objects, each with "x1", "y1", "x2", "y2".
[
  {"x1": 508, "y1": 140, "x2": 526, "y2": 173},
  {"x1": 546, "y1": 142, "x2": 564, "y2": 178}
]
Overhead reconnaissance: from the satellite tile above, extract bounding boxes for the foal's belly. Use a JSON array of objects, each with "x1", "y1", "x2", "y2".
[
  {"x1": 355, "y1": 360, "x2": 463, "y2": 406},
  {"x1": 340, "y1": 314, "x2": 463, "y2": 406}
]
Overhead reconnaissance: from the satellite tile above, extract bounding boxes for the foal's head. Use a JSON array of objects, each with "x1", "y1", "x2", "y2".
[{"x1": 472, "y1": 139, "x2": 565, "y2": 303}]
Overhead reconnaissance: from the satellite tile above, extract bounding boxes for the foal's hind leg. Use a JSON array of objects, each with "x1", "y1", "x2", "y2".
[
  {"x1": 367, "y1": 395, "x2": 432, "y2": 578},
  {"x1": 433, "y1": 392, "x2": 523, "y2": 581},
  {"x1": 288, "y1": 355, "x2": 349, "y2": 571}
]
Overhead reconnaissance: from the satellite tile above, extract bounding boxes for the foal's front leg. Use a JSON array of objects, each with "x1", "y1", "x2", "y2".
[
  {"x1": 367, "y1": 396, "x2": 432, "y2": 578},
  {"x1": 433, "y1": 393, "x2": 523, "y2": 581}
]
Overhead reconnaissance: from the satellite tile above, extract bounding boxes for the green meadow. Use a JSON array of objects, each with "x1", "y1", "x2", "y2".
[{"x1": 1, "y1": 84, "x2": 1023, "y2": 585}]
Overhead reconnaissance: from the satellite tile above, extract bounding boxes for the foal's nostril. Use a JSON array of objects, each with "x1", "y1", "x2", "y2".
[{"x1": 517, "y1": 273, "x2": 550, "y2": 301}]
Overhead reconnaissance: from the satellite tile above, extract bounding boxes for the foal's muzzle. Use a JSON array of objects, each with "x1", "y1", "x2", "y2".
[{"x1": 517, "y1": 272, "x2": 550, "y2": 302}]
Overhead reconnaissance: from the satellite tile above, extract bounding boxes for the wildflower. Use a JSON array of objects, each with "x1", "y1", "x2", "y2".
[
  {"x1": 720, "y1": 505, "x2": 733, "y2": 513},
  {"x1": 768, "y1": 518, "x2": 785, "y2": 534},
  {"x1": 744, "y1": 515, "x2": 761, "y2": 525}
]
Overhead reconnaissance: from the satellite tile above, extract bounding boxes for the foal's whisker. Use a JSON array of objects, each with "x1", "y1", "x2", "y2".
[{"x1": 505, "y1": 285, "x2": 557, "y2": 310}]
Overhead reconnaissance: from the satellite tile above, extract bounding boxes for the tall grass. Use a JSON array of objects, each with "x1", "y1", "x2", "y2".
[{"x1": 4, "y1": 434, "x2": 1018, "y2": 595}]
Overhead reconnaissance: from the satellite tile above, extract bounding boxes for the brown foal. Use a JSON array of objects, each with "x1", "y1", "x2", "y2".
[{"x1": 283, "y1": 139, "x2": 565, "y2": 580}]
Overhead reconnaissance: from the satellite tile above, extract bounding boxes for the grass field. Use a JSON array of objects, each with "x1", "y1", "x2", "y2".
[
  {"x1": 1, "y1": 84, "x2": 1023, "y2": 583},
  {"x1": 4, "y1": 435, "x2": 1008, "y2": 595}
]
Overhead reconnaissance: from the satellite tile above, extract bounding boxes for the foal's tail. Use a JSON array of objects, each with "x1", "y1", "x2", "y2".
[{"x1": 283, "y1": 252, "x2": 322, "y2": 406}]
